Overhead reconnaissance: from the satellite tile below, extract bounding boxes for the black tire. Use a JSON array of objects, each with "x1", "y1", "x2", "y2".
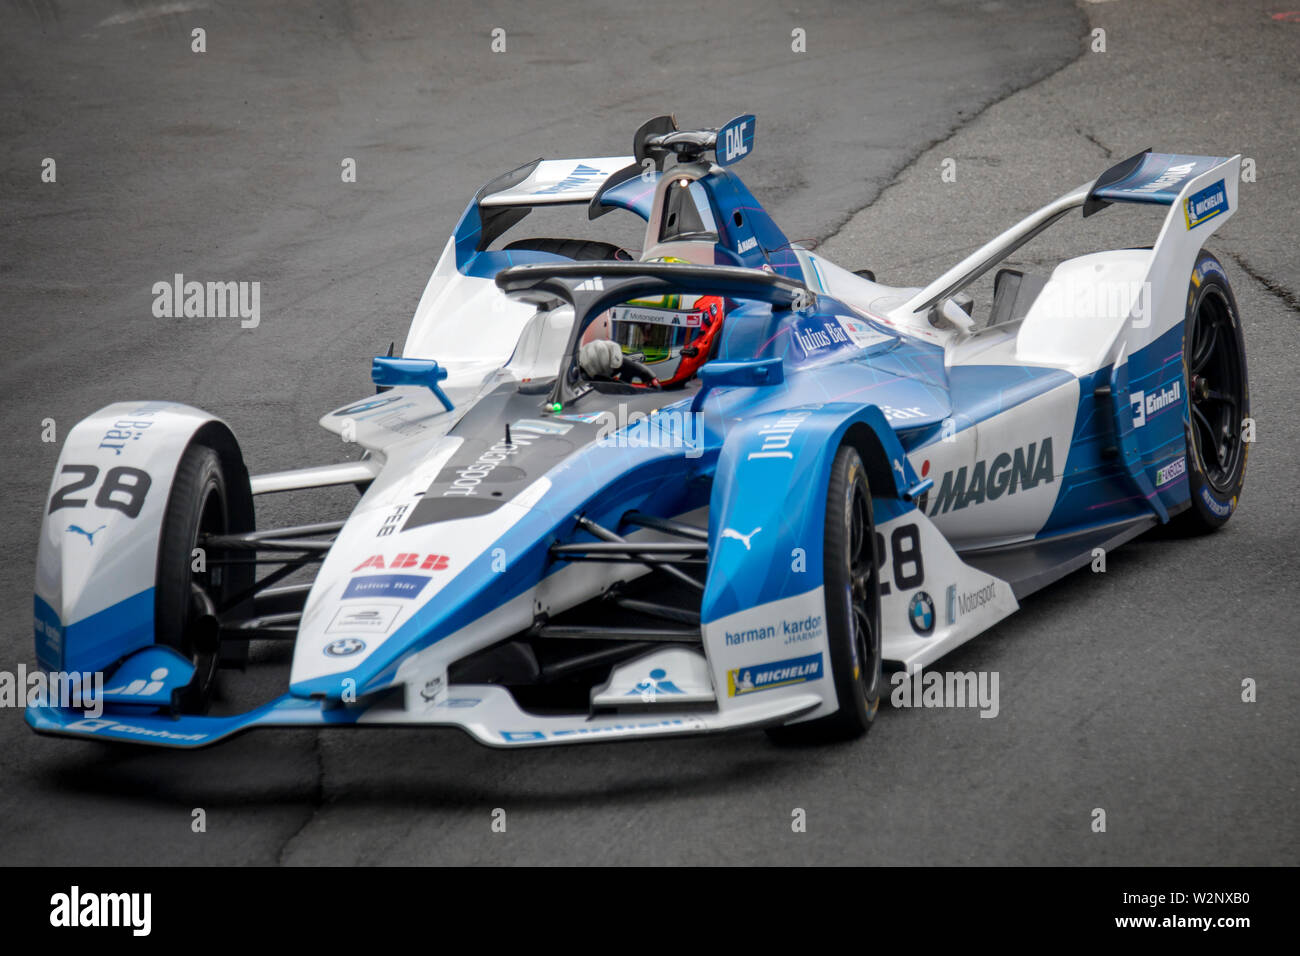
[
  {"x1": 154, "y1": 442, "x2": 246, "y2": 713},
  {"x1": 1169, "y1": 251, "x2": 1249, "y2": 534},
  {"x1": 767, "y1": 445, "x2": 882, "y2": 743},
  {"x1": 502, "y1": 237, "x2": 632, "y2": 261}
]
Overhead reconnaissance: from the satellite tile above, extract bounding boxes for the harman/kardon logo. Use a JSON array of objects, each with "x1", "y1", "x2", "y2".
[{"x1": 50, "y1": 886, "x2": 151, "y2": 936}]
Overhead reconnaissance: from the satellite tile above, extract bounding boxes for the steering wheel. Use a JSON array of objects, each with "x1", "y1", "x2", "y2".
[{"x1": 615, "y1": 358, "x2": 660, "y2": 388}]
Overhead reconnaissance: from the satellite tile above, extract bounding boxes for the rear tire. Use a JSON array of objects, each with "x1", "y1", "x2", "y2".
[
  {"x1": 1169, "y1": 251, "x2": 1249, "y2": 534},
  {"x1": 767, "y1": 445, "x2": 882, "y2": 744},
  {"x1": 155, "y1": 442, "x2": 248, "y2": 713}
]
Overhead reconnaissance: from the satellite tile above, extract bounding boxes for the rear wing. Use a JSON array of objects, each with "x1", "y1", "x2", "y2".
[
  {"x1": 1084, "y1": 150, "x2": 1229, "y2": 216},
  {"x1": 900, "y1": 151, "x2": 1241, "y2": 316},
  {"x1": 452, "y1": 156, "x2": 632, "y2": 268},
  {"x1": 478, "y1": 157, "x2": 632, "y2": 208}
]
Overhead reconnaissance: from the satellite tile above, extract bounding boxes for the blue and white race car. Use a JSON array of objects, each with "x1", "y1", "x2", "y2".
[{"x1": 28, "y1": 116, "x2": 1249, "y2": 748}]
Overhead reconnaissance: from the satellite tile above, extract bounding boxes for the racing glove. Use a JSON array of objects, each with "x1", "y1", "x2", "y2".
[{"x1": 578, "y1": 339, "x2": 623, "y2": 378}]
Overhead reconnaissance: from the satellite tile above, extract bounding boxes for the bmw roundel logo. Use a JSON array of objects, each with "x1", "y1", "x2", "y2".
[
  {"x1": 324, "y1": 638, "x2": 366, "y2": 657},
  {"x1": 908, "y1": 591, "x2": 935, "y2": 637}
]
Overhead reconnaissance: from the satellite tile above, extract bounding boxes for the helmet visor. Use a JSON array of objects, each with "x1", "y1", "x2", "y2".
[{"x1": 608, "y1": 304, "x2": 704, "y2": 364}]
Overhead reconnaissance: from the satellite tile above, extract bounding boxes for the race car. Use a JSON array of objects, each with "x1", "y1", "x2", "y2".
[{"x1": 27, "y1": 115, "x2": 1249, "y2": 748}]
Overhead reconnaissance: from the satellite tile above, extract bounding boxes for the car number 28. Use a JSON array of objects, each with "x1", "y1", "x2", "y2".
[
  {"x1": 875, "y1": 523, "x2": 924, "y2": 596},
  {"x1": 48, "y1": 465, "x2": 152, "y2": 519}
]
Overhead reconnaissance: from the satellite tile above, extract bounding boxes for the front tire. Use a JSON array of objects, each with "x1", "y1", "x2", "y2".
[
  {"x1": 155, "y1": 441, "x2": 248, "y2": 712},
  {"x1": 1170, "y1": 251, "x2": 1249, "y2": 534},
  {"x1": 767, "y1": 445, "x2": 882, "y2": 743}
]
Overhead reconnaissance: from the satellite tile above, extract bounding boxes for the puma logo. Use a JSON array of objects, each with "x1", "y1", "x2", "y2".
[
  {"x1": 67, "y1": 524, "x2": 106, "y2": 545},
  {"x1": 721, "y1": 526, "x2": 761, "y2": 550}
]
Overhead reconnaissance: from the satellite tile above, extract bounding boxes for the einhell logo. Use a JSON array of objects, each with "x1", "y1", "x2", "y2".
[
  {"x1": 928, "y1": 438, "x2": 1054, "y2": 516},
  {"x1": 353, "y1": 553, "x2": 450, "y2": 572},
  {"x1": 1129, "y1": 380, "x2": 1181, "y2": 429}
]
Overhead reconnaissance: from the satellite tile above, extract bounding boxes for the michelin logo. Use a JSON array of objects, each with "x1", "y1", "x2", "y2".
[
  {"x1": 1200, "y1": 486, "x2": 1233, "y2": 517},
  {"x1": 727, "y1": 652, "x2": 823, "y2": 697},
  {"x1": 1185, "y1": 179, "x2": 1228, "y2": 229}
]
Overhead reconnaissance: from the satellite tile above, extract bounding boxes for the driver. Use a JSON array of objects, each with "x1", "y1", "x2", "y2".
[{"x1": 578, "y1": 291, "x2": 726, "y2": 388}]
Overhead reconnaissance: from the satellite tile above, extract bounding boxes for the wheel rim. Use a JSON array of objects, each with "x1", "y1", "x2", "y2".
[
  {"x1": 845, "y1": 478, "x2": 880, "y2": 700},
  {"x1": 1187, "y1": 286, "x2": 1245, "y2": 493}
]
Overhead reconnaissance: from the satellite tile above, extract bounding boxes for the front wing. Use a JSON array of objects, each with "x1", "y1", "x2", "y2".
[{"x1": 25, "y1": 683, "x2": 821, "y2": 749}]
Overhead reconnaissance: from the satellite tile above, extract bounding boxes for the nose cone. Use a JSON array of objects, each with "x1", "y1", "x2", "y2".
[{"x1": 287, "y1": 477, "x2": 556, "y2": 702}]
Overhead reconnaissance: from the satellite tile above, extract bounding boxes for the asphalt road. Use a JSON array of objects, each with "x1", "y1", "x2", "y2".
[{"x1": 1, "y1": 0, "x2": 1295, "y2": 866}]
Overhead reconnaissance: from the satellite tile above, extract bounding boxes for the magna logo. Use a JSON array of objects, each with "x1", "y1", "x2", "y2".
[
  {"x1": 928, "y1": 438, "x2": 1055, "y2": 516},
  {"x1": 353, "y1": 553, "x2": 450, "y2": 572}
]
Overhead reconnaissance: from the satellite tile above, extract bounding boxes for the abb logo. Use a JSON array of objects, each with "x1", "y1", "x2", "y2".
[{"x1": 353, "y1": 553, "x2": 450, "y2": 572}]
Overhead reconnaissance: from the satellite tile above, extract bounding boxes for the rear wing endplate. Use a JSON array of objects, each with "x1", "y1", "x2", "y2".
[{"x1": 900, "y1": 151, "x2": 1240, "y2": 316}]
